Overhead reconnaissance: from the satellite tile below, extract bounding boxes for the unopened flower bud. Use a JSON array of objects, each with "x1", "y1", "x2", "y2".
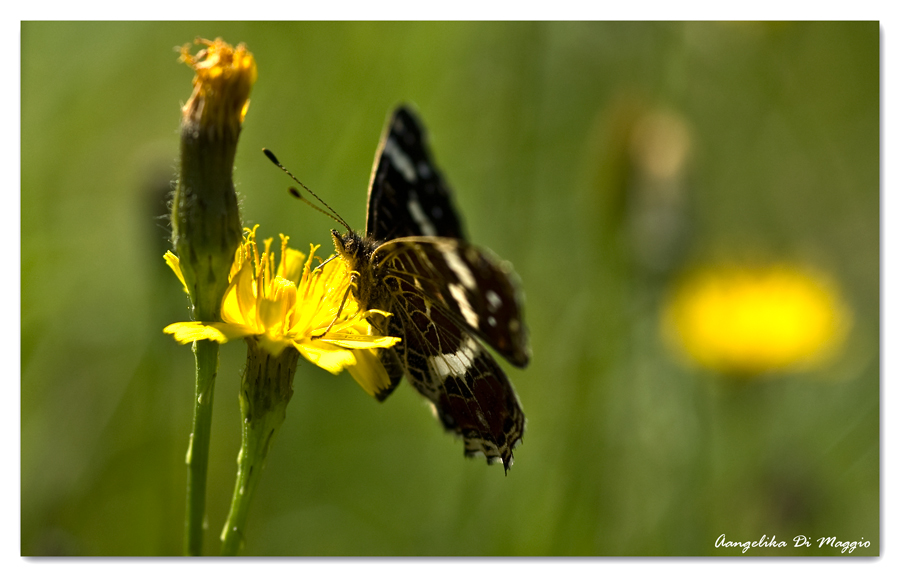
[{"x1": 172, "y1": 38, "x2": 256, "y2": 320}]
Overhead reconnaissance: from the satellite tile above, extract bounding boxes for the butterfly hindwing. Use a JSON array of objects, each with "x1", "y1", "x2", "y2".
[{"x1": 380, "y1": 267, "x2": 525, "y2": 466}]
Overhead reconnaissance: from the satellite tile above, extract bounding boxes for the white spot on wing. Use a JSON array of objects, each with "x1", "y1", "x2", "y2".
[
  {"x1": 408, "y1": 197, "x2": 437, "y2": 236},
  {"x1": 428, "y1": 337, "x2": 478, "y2": 379},
  {"x1": 383, "y1": 137, "x2": 417, "y2": 182},
  {"x1": 417, "y1": 160, "x2": 432, "y2": 179},
  {"x1": 444, "y1": 250, "x2": 476, "y2": 289},
  {"x1": 449, "y1": 283, "x2": 479, "y2": 328},
  {"x1": 486, "y1": 290, "x2": 502, "y2": 312}
]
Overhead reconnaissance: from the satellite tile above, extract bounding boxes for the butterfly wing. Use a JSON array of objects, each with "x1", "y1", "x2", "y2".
[
  {"x1": 365, "y1": 106, "x2": 466, "y2": 242},
  {"x1": 355, "y1": 105, "x2": 528, "y2": 470},
  {"x1": 373, "y1": 241, "x2": 526, "y2": 469},
  {"x1": 377, "y1": 238, "x2": 530, "y2": 367}
]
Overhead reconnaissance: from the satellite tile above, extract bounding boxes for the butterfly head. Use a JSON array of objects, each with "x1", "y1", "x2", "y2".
[
  {"x1": 331, "y1": 228, "x2": 373, "y2": 272},
  {"x1": 331, "y1": 229, "x2": 353, "y2": 261}
]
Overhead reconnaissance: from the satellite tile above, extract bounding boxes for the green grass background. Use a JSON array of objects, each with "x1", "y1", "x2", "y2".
[{"x1": 21, "y1": 21, "x2": 879, "y2": 556}]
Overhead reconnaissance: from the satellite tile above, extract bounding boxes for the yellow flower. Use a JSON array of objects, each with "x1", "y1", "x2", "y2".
[
  {"x1": 165, "y1": 226, "x2": 400, "y2": 396},
  {"x1": 662, "y1": 264, "x2": 851, "y2": 375}
]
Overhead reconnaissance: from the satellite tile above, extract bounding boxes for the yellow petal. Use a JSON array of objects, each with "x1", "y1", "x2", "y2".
[
  {"x1": 164, "y1": 251, "x2": 189, "y2": 294},
  {"x1": 220, "y1": 279, "x2": 242, "y2": 324},
  {"x1": 346, "y1": 349, "x2": 394, "y2": 397},
  {"x1": 295, "y1": 341, "x2": 357, "y2": 375},
  {"x1": 163, "y1": 321, "x2": 254, "y2": 344},
  {"x1": 317, "y1": 333, "x2": 401, "y2": 349},
  {"x1": 258, "y1": 277, "x2": 296, "y2": 333},
  {"x1": 278, "y1": 247, "x2": 307, "y2": 285},
  {"x1": 225, "y1": 260, "x2": 258, "y2": 327}
]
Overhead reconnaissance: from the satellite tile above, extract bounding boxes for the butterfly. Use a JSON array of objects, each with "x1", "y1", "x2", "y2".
[{"x1": 271, "y1": 106, "x2": 529, "y2": 471}]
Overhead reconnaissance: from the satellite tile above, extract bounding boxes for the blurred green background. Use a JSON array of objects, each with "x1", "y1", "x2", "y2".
[{"x1": 21, "y1": 22, "x2": 879, "y2": 556}]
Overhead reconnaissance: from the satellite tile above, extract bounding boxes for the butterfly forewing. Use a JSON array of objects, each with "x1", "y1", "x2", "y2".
[{"x1": 366, "y1": 107, "x2": 465, "y2": 242}]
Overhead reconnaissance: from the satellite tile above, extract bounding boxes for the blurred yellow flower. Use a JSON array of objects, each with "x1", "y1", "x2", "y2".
[
  {"x1": 164, "y1": 226, "x2": 400, "y2": 396},
  {"x1": 662, "y1": 264, "x2": 851, "y2": 375}
]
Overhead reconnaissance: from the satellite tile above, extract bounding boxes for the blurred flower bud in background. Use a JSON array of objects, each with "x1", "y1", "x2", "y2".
[
  {"x1": 625, "y1": 109, "x2": 692, "y2": 278},
  {"x1": 589, "y1": 97, "x2": 694, "y2": 282}
]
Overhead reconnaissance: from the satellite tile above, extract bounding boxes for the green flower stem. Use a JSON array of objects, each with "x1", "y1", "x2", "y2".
[
  {"x1": 221, "y1": 340, "x2": 299, "y2": 555},
  {"x1": 184, "y1": 339, "x2": 219, "y2": 555}
]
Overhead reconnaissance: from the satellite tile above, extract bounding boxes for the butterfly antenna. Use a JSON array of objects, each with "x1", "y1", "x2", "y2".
[{"x1": 262, "y1": 148, "x2": 352, "y2": 231}]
